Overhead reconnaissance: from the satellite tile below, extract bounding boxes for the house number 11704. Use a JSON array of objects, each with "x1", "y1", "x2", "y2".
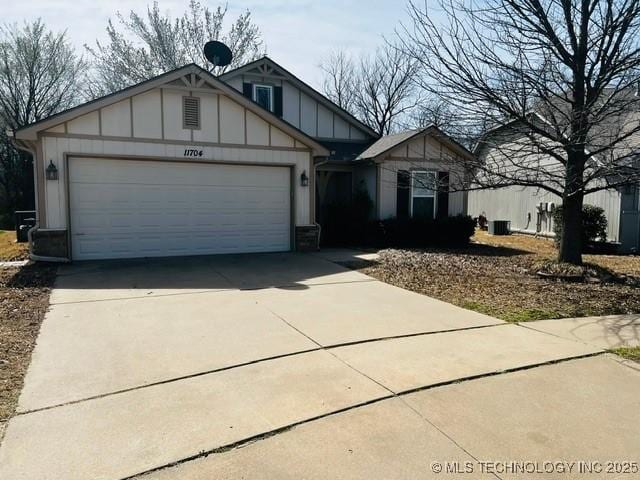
[{"x1": 184, "y1": 149, "x2": 204, "y2": 157}]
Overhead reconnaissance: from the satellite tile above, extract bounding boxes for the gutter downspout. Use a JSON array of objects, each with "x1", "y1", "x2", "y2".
[{"x1": 11, "y1": 133, "x2": 70, "y2": 263}]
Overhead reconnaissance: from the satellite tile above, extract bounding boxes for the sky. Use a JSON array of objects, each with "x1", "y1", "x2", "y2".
[{"x1": 5, "y1": 0, "x2": 414, "y2": 89}]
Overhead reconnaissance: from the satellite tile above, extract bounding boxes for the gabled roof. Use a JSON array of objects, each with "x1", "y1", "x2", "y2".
[
  {"x1": 475, "y1": 93, "x2": 640, "y2": 161},
  {"x1": 15, "y1": 63, "x2": 330, "y2": 157},
  {"x1": 357, "y1": 125, "x2": 474, "y2": 161},
  {"x1": 219, "y1": 56, "x2": 379, "y2": 140},
  {"x1": 357, "y1": 129, "x2": 421, "y2": 160},
  {"x1": 472, "y1": 112, "x2": 548, "y2": 155}
]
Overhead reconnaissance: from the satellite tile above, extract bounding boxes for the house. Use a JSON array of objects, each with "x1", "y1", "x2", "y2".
[
  {"x1": 468, "y1": 117, "x2": 640, "y2": 253},
  {"x1": 13, "y1": 57, "x2": 471, "y2": 261}
]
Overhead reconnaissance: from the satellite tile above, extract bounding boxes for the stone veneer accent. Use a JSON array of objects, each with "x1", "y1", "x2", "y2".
[
  {"x1": 295, "y1": 225, "x2": 320, "y2": 252},
  {"x1": 31, "y1": 229, "x2": 69, "y2": 259}
]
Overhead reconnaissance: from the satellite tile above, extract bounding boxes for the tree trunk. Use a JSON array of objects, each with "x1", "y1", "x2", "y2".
[
  {"x1": 558, "y1": 193, "x2": 584, "y2": 265},
  {"x1": 558, "y1": 148, "x2": 585, "y2": 265}
]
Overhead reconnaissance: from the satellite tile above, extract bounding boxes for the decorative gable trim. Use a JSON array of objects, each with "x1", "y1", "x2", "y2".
[{"x1": 15, "y1": 64, "x2": 329, "y2": 157}]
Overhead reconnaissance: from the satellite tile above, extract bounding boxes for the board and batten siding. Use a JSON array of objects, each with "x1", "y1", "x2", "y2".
[
  {"x1": 39, "y1": 86, "x2": 313, "y2": 229},
  {"x1": 378, "y1": 135, "x2": 467, "y2": 219},
  {"x1": 225, "y1": 73, "x2": 369, "y2": 141}
]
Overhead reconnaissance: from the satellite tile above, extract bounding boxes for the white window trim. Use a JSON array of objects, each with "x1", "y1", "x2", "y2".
[
  {"x1": 409, "y1": 170, "x2": 437, "y2": 218},
  {"x1": 253, "y1": 84, "x2": 274, "y2": 112}
]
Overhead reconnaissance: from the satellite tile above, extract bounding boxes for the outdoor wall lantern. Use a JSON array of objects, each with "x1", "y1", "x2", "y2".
[
  {"x1": 46, "y1": 160, "x2": 59, "y2": 181},
  {"x1": 300, "y1": 170, "x2": 309, "y2": 187}
]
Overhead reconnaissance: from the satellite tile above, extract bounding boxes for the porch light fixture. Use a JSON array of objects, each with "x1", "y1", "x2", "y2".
[
  {"x1": 46, "y1": 160, "x2": 59, "y2": 181},
  {"x1": 300, "y1": 170, "x2": 309, "y2": 187}
]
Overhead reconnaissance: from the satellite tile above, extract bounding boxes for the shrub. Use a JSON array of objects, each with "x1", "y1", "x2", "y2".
[
  {"x1": 552, "y1": 204, "x2": 608, "y2": 248},
  {"x1": 363, "y1": 215, "x2": 476, "y2": 248}
]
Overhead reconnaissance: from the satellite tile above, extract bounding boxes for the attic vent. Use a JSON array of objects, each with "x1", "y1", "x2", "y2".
[{"x1": 182, "y1": 96, "x2": 200, "y2": 129}]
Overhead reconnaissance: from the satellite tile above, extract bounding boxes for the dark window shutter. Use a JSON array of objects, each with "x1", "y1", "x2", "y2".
[
  {"x1": 396, "y1": 170, "x2": 410, "y2": 220},
  {"x1": 242, "y1": 82, "x2": 252, "y2": 99},
  {"x1": 274, "y1": 86, "x2": 283, "y2": 117},
  {"x1": 437, "y1": 171, "x2": 450, "y2": 219}
]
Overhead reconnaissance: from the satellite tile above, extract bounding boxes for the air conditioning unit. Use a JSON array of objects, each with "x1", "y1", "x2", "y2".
[{"x1": 488, "y1": 220, "x2": 511, "y2": 235}]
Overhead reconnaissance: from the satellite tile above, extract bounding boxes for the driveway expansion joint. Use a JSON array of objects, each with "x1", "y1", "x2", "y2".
[
  {"x1": 15, "y1": 347, "x2": 323, "y2": 417},
  {"x1": 121, "y1": 394, "x2": 396, "y2": 480},
  {"x1": 16, "y1": 323, "x2": 597, "y2": 417},
  {"x1": 394, "y1": 351, "x2": 605, "y2": 397},
  {"x1": 323, "y1": 322, "x2": 508, "y2": 349},
  {"x1": 16, "y1": 323, "x2": 508, "y2": 416},
  {"x1": 124, "y1": 352, "x2": 606, "y2": 480}
]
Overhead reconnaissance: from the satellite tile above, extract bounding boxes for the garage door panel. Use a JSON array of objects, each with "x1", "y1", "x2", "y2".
[
  {"x1": 70, "y1": 161, "x2": 289, "y2": 187},
  {"x1": 69, "y1": 158, "x2": 291, "y2": 260}
]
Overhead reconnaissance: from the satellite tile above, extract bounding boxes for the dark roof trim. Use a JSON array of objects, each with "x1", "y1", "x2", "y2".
[{"x1": 220, "y1": 56, "x2": 379, "y2": 139}]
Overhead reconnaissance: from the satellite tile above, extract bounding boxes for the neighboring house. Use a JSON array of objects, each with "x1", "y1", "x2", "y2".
[
  {"x1": 13, "y1": 57, "x2": 470, "y2": 261},
  {"x1": 468, "y1": 117, "x2": 640, "y2": 253}
]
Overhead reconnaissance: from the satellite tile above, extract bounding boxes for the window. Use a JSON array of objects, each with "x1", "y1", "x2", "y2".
[
  {"x1": 253, "y1": 84, "x2": 274, "y2": 111},
  {"x1": 411, "y1": 170, "x2": 436, "y2": 219},
  {"x1": 182, "y1": 96, "x2": 200, "y2": 129}
]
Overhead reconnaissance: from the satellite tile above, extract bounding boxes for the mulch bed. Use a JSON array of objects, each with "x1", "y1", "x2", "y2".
[
  {"x1": 358, "y1": 246, "x2": 640, "y2": 322},
  {"x1": 0, "y1": 263, "x2": 56, "y2": 436}
]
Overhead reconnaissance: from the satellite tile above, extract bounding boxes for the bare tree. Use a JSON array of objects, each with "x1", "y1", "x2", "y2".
[
  {"x1": 400, "y1": 0, "x2": 640, "y2": 264},
  {"x1": 353, "y1": 43, "x2": 421, "y2": 135},
  {"x1": 404, "y1": 97, "x2": 484, "y2": 148},
  {"x1": 0, "y1": 20, "x2": 86, "y2": 225},
  {"x1": 410, "y1": 98, "x2": 456, "y2": 130},
  {"x1": 85, "y1": 1, "x2": 264, "y2": 96},
  {"x1": 320, "y1": 50, "x2": 357, "y2": 112},
  {"x1": 320, "y1": 43, "x2": 420, "y2": 135}
]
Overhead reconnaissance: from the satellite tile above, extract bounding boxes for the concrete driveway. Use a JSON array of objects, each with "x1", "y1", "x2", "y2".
[{"x1": 1, "y1": 251, "x2": 638, "y2": 479}]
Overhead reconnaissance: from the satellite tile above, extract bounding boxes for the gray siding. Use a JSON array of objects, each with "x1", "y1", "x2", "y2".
[
  {"x1": 469, "y1": 124, "x2": 625, "y2": 244},
  {"x1": 468, "y1": 186, "x2": 621, "y2": 242}
]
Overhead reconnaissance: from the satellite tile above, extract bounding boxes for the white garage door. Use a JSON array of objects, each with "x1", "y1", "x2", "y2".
[{"x1": 69, "y1": 157, "x2": 291, "y2": 260}]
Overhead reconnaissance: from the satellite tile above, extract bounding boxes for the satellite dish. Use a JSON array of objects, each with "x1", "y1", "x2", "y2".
[{"x1": 203, "y1": 41, "x2": 233, "y2": 67}]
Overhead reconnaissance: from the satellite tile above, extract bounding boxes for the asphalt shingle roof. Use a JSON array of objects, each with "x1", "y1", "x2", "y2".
[{"x1": 356, "y1": 129, "x2": 422, "y2": 160}]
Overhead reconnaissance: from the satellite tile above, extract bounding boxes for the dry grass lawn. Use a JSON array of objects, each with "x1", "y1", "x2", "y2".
[
  {"x1": 473, "y1": 230, "x2": 640, "y2": 276},
  {"x1": 0, "y1": 231, "x2": 29, "y2": 262},
  {"x1": 359, "y1": 230, "x2": 640, "y2": 322}
]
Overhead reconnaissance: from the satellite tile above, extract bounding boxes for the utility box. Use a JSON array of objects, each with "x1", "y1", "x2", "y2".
[
  {"x1": 488, "y1": 220, "x2": 510, "y2": 235},
  {"x1": 15, "y1": 210, "x2": 36, "y2": 243}
]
